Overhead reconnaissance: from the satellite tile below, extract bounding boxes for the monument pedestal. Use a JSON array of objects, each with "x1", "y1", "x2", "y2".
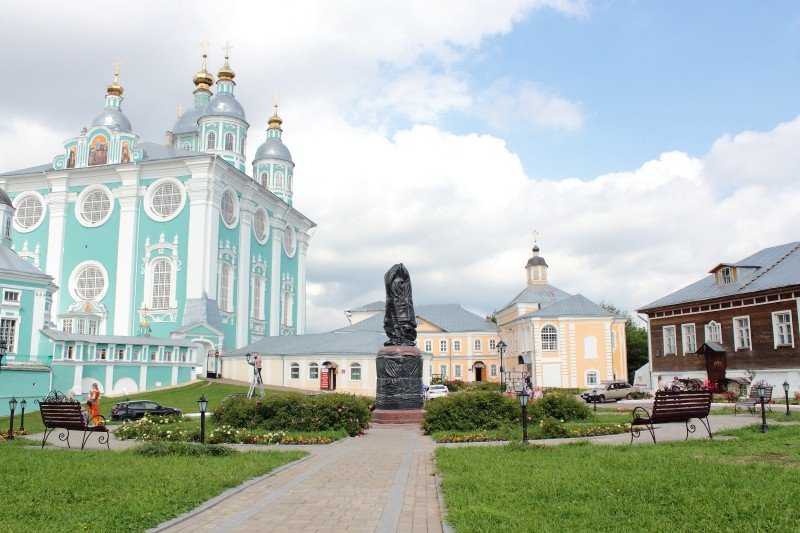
[
  {"x1": 375, "y1": 345, "x2": 423, "y2": 411},
  {"x1": 371, "y1": 408, "x2": 425, "y2": 425}
]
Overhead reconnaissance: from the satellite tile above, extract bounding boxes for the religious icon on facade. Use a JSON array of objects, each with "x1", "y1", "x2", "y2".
[
  {"x1": 66, "y1": 147, "x2": 76, "y2": 169},
  {"x1": 88, "y1": 135, "x2": 108, "y2": 166},
  {"x1": 121, "y1": 141, "x2": 131, "y2": 163}
]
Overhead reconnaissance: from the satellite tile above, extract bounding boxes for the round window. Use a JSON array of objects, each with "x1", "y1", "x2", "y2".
[
  {"x1": 283, "y1": 224, "x2": 296, "y2": 256},
  {"x1": 80, "y1": 188, "x2": 112, "y2": 225},
  {"x1": 253, "y1": 209, "x2": 268, "y2": 243},
  {"x1": 75, "y1": 265, "x2": 106, "y2": 300},
  {"x1": 151, "y1": 182, "x2": 182, "y2": 218},
  {"x1": 221, "y1": 190, "x2": 237, "y2": 226},
  {"x1": 14, "y1": 194, "x2": 45, "y2": 231}
]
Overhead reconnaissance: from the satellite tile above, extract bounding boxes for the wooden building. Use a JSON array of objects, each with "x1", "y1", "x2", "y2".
[{"x1": 638, "y1": 241, "x2": 800, "y2": 393}]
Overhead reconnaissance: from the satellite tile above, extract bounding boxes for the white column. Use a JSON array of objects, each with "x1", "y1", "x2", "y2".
[
  {"x1": 113, "y1": 168, "x2": 140, "y2": 334},
  {"x1": 73, "y1": 364, "x2": 83, "y2": 395},
  {"x1": 105, "y1": 365, "x2": 114, "y2": 393},
  {"x1": 605, "y1": 322, "x2": 614, "y2": 380},
  {"x1": 184, "y1": 159, "x2": 215, "y2": 298},
  {"x1": 236, "y1": 197, "x2": 255, "y2": 347},
  {"x1": 171, "y1": 366, "x2": 179, "y2": 385},
  {"x1": 29, "y1": 290, "x2": 46, "y2": 360},
  {"x1": 45, "y1": 174, "x2": 69, "y2": 315},
  {"x1": 296, "y1": 236, "x2": 309, "y2": 334},
  {"x1": 139, "y1": 365, "x2": 148, "y2": 391},
  {"x1": 568, "y1": 322, "x2": 577, "y2": 387},
  {"x1": 269, "y1": 221, "x2": 283, "y2": 336}
]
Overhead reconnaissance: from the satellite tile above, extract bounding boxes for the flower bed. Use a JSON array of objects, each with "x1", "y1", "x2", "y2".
[{"x1": 432, "y1": 421, "x2": 628, "y2": 443}]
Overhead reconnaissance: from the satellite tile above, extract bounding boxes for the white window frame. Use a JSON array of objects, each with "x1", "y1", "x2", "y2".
[
  {"x1": 283, "y1": 224, "x2": 297, "y2": 258},
  {"x1": 350, "y1": 363, "x2": 361, "y2": 381},
  {"x1": 474, "y1": 339, "x2": 482, "y2": 352},
  {"x1": 733, "y1": 316, "x2": 752, "y2": 351},
  {"x1": 144, "y1": 178, "x2": 186, "y2": 222},
  {"x1": 218, "y1": 262, "x2": 234, "y2": 313},
  {"x1": 0, "y1": 318, "x2": 18, "y2": 353},
  {"x1": 12, "y1": 191, "x2": 47, "y2": 233},
  {"x1": 705, "y1": 320, "x2": 722, "y2": 343},
  {"x1": 489, "y1": 339, "x2": 497, "y2": 351},
  {"x1": 69, "y1": 261, "x2": 109, "y2": 302},
  {"x1": 148, "y1": 258, "x2": 174, "y2": 311},
  {"x1": 718, "y1": 267, "x2": 734, "y2": 285},
  {"x1": 453, "y1": 340, "x2": 461, "y2": 352},
  {"x1": 220, "y1": 188, "x2": 239, "y2": 229},
  {"x1": 3, "y1": 290, "x2": 19, "y2": 303},
  {"x1": 206, "y1": 130, "x2": 216, "y2": 150},
  {"x1": 76, "y1": 185, "x2": 114, "y2": 228},
  {"x1": 541, "y1": 324, "x2": 558, "y2": 351},
  {"x1": 585, "y1": 369, "x2": 599, "y2": 386},
  {"x1": 439, "y1": 364, "x2": 447, "y2": 378},
  {"x1": 439, "y1": 339, "x2": 447, "y2": 353},
  {"x1": 772, "y1": 310, "x2": 794, "y2": 348},
  {"x1": 662, "y1": 326, "x2": 677, "y2": 355},
  {"x1": 681, "y1": 323, "x2": 697, "y2": 355},
  {"x1": 251, "y1": 274, "x2": 266, "y2": 320},
  {"x1": 290, "y1": 362, "x2": 299, "y2": 379},
  {"x1": 253, "y1": 208, "x2": 269, "y2": 244},
  {"x1": 281, "y1": 275, "x2": 295, "y2": 328},
  {"x1": 309, "y1": 363, "x2": 319, "y2": 379},
  {"x1": 454, "y1": 364, "x2": 462, "y2": 378},
  {"x1": 224, "y1": 131, "x2": 235, "y2": 151},
  {"x1": 490, "y1": 364, "x2": 497, "y2": 377},
  {"x1": 424, "y1": 340, "x2": 432, "y2": 352}
]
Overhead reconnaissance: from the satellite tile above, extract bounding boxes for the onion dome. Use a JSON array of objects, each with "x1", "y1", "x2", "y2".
[
  {"x1": 200, "y1": 45, "x2": 246, "y2": 121},
  {"x1": 193, "y1": 52, "x2": 214, "y2": 91},
  {"x1": 92, "y1": 59, "x2": 132, "y2": 131},
  {"x1": 254, "y1": 106, "x2": 292, "y2": 162},
  {"x1": 172, "y1": 105, "x2": 203, "y2": 135}
]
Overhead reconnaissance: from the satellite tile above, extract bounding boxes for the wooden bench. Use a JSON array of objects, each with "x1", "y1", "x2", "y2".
[
  {"x1": 734, "y1": 385, "x2": 773, "y2": 416},
  {"x1": 37, "y1": 391, "x2": 109, "y2": 450},
  {"x1": 630, "y1": 390, "x2": 713, "y2": 444}
]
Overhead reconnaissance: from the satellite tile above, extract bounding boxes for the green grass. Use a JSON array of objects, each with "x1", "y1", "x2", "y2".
[
  {"x1": 0, "y1": 440, "x2": 305, "y2": 532},
  {"x1": 0, "y1": 381, "x2": 251, "y2": 435},
  {"x1": 436, "y1": 424, "x2": 800, "y2": 532}
]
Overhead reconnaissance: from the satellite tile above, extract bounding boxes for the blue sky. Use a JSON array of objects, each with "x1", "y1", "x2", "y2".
[{"x1": 1, "y1": 1, "x2": 799, "y2": 332}]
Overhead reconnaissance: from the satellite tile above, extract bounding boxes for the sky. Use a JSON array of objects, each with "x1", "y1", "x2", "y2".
[{"x1": 1, "y1": 1, "x2": 799, "y2": 333}]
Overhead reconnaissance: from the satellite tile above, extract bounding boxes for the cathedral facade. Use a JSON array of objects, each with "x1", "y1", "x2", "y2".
[{"x1": 0, "y1": 49, "x2": 313, "y2": 399}]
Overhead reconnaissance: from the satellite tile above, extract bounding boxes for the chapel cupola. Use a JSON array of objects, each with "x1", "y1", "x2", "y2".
[
  {"x1": 525, "y1": 242, "x2": 548, "y2": 286},
  {"x1": 253, "y1": 97, "x2": 295, "y2": 205},
  {"x1": 91, "y1": 59, "x2": 132, "y2": 132},
  {"x1": 171, "y1": 43, "x2": 215, "y2": 150},
  {"x1": 197, "y1": 42, "x2": 249, "y2": 172}
]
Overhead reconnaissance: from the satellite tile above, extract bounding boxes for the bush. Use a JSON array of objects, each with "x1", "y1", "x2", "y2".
[
  {"x1": 212, "y1": 392, "x2": 372, "y2": 437},
  {"x1": 421, "y1": 391, "x2": 518, "y2": 434},
  {"x1": 533, "y1": 393, "x2": 591, "y2": 422},
  {"x1": 536, "y1": 417, "x2": 570, "y2": 439},
  {"x1": 133, "y1": 441, "x2": 235, "y2": 457},
  {"x1": 114, "y1": 415, "x2": 200, "y2": 442},
  {"x1": 471, "y1": 382, "x2": 502, "y2": 392},
  {"x1": 629, "y1": 391, "x2": 652, "y2": 400},
  {"x1": 443, "y1": 379, "x2": 467, "y2": 392}
]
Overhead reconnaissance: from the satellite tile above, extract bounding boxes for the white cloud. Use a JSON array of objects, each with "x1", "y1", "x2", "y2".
[
  {"x1": 478, "y1": 80, "x2": 584, "y2": 132},
  {"x1": 0, "y1": 119, "x2": 70, "y2": 173}
]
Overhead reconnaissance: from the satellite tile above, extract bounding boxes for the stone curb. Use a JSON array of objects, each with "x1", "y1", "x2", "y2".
[{"x1": 435, "y1": 473, "x2": 455, "y2": 533}]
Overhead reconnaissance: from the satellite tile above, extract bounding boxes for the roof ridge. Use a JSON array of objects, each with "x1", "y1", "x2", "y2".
[{"x1": 739, "y1": 242, "x2": 800, "y2": 292}]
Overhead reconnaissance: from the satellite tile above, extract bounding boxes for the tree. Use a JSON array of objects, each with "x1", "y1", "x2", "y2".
[{"x1": 600, "y1": 302, "x2": 649, "y2": 383}]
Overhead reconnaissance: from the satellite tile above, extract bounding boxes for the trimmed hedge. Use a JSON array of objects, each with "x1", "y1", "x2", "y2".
[
  {"x1": 133, "y1": 441, "x2": 235, "y2": 457},
  {"x1": 212, "y1": 392, "x2": 372, "y2": 437},
  {"x1": 421, "y1": 391, "x2": 518, "y2": 434}
]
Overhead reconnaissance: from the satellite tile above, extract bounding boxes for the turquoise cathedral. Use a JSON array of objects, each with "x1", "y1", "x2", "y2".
[{"x1": 0, "y1": 49, "x2": 314, "y2": 414}]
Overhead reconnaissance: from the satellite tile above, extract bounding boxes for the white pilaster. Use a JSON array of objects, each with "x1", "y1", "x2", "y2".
[
  {"x1": 105, "y1": 365, "x2": 114, "y2": 393},
  {"x1": 45, "y1": 174, "x2": 69, "y2": 314},
  {"x1": 236, "y1": 196, "x2": 255, "y2": 347},
  {"x1": 171, "y1": 366, "x2": 178, "y2": 385},
  {"x1": 73, "y1": 364, "x2": 83, "y2": 395},
  {"x1": 296, "y1": 235, "x2": 310, "y2": 334},
  {"x1": 269, "y1": 220, "x2": 283, "y2": 336},
  {"x1": 113, "y1": 167, "x2": 140, "y2": 334},
  {"x1": 185, "y1": 159, "x2": 215, "y2": 298},
  {"x1": 139, "y1": 365, "x2": 148, "y2": 391},
  {"x1": 30, "y1": 290, "x2": 46, "y2": 360}
]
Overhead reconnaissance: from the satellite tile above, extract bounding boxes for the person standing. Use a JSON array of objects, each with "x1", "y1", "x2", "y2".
[
  {"x1": 88, "y1": 383, "x2": 102, "y2": 425},
  {"x1": 254, "y1": 354, "x2": 263, "y2": 383}
]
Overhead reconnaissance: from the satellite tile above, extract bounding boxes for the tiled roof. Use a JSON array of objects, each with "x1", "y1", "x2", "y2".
[
  {"x1": 521, "y1": 294, "x2": 613, "y2": 319},
  {"x1": 501, "y1": 283, "x2": 572, "y2": 311},
  {"x1": 180, "y1": 295, "x2": 224, "y2": 332},
  {"x1": 225, "y1": 330, "x2": 388, "y2": 357},
  {"x1": 0, "y1": 247, "x2": 53, "y2": 284},
  {"x1": 339, "y1": 304, "x2": 498, "y2": 333},
  {"x1": 639, "y1": 241, "x2": 800, "y2": 311}
]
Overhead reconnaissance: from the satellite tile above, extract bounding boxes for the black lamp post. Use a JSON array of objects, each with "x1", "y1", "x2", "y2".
[
  {"x1": 0, "y1": 339, "x2": 7, "y2": 373},
  {"x1": 757, "y1": 382, "x2": 768, "y2": 433},
  {"x1": 783, "y1": 381, "x2": 790, "y2": 416},
  {"x1": 19, "y1": 399, "x2": 27, "y2": 433},
  {"x1": 517, "y1": 389, "x2": 529, "y2": 444},
  {"x1": 198, "y1": 394, "x2": 208, "y2": 444},
  {"x1": 7, "y1": 397, "x2": 17, "y2": 440},
  {"x1": 497, "y1": 341, "x2": 507, "y2": 392}
]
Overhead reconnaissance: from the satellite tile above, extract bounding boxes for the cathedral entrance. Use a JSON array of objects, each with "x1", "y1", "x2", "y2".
[
  {"x1": 473, "y1": 361, "x2": 486, "y2": 382},
  {"x1": 321, "y1": 361, "x2": 338, "y2": 391}
]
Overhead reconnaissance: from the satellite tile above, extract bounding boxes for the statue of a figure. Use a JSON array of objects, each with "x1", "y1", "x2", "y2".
[{"x1": 383, "y1": 263, "x2": 417, "y2": 346}]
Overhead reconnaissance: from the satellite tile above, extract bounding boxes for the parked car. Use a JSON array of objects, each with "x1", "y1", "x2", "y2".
[
  {"x1": 424, "y1": 384, "x2": 449, "y2": 401},
  {"x1": 109, "y1": 400, "x2": 182, "y2": 421},
  {"x1": 580, "y1": 381, "x2": 634, "y2": 403}
]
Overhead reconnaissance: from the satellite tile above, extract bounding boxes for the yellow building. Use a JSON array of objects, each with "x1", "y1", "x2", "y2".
[{"x1": 497, "y1": 244, "x2": 627, "y2": 389}]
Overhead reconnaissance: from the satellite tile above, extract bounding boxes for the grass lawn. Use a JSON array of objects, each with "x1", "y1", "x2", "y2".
[
  {"x1": 0, "y1": 380, "x2": 250, "y2": 435},
  {"x1": 436, "y1": 424, "x2": 800, "y2": 532},
  {"x1": 0, "y1": 439, "x2": 305, "y2": 532}
]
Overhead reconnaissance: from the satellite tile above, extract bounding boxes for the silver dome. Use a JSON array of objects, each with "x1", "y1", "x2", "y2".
[
  {"x1": 201, "y1": 92, "x2": 246, "y2": 121},
  {"x1": 172, "y1": 106, "x2": 203, "y2": 135},
  {"x1": 254, "y1": 137, "x2": 292, "y2": 162},
  {"x1": 92, "y1": 108, "x2": 132, "y2": 132}
]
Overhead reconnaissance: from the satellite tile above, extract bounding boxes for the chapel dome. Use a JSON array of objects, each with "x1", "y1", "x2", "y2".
[
  {"x1": 526, "y1": 256, "x2": 548, "y2": 268},
  {"x1": 172, "y1": 106, "x2": 203, "y2": 135},
  {"x1": 201, "y1": 92, "x2": 246, "y2": 121},
  {"x1": 254, "y1": 137, "x2": 292, "y2": 162},
  {"x1": 91, "y1": 108, "x2": 132, "y2": 132}
]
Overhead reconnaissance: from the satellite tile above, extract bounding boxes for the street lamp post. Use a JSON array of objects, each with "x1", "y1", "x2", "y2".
[
  {"x1": 7, "y1": 397, "x2": 17, "y2": 440},
  {"x1": 757, "y1": 382, "x2": 768, "y2": 433},
  {"x1": 783, "y1": 381, "x2": 790, "y2": 416},
  {"x1": 497, "y1": 341, "x2": 507, "y2": 392},
  {"x1": 19, "y1": 399, "x2": 27, "y2": 433},
  {"x1": 518, "y1": 389, "x2": 529, "y2": 444},
  {"x1": 198, "y1": 395, "x2": 208, "y2": 444}
]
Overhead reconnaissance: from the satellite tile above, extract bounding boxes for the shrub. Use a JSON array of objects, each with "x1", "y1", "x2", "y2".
[
  {"x1": 533, "y1": 393, "x2": 591, "y2": 422},
  {"x1": 443, "y1": 379, "x2": 467, "y2": 392},
  {"x1": 471, "y1": 382, "x2": 502, "y2": 392},
  {"x1": 421, "y1": 391, "x2": 518, "y2": 434},
  {"x1": 114, "y1": 415, "x2": 200, "y2": 442},
  {"x1": 536, "y1": 417, "x2": 570, "y2": 439},
  {"x1": 133, "y1": 441, "x2": 235, "y2": 457},
  {"x1": 212, "y1": 392, "x2": 371, "y2": 437},
  {"x1": 629, "y1": 391, "x2": 652, "y2": 400}
]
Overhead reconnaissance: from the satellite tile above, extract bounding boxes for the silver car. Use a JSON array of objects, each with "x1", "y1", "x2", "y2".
[{"x1": 581, "y1": 381, "x2": 634, "y2": 403}]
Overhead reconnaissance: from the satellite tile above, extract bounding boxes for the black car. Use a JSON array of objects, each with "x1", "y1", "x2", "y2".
[{"x1": 109, "y1": 400, "x2": 182, "y2": 421}]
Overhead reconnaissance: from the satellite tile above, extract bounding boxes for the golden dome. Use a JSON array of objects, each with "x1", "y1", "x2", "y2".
[
  {"x1": 268, "y1": 105, "x2": 283, "y2": 128},
  {"x1": 218, "y1": 41, "x2": 235, "y2": 82},
  {"x1": 107, "y1": 58, "x2": 124, "y2": 96}
]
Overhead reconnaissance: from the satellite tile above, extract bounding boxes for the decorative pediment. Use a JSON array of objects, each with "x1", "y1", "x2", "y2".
[{"x1": 53, "y1": 126, "x2": 143, "y2": 170}]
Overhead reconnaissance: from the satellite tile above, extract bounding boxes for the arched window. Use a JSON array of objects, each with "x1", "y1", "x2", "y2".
[
  {"x1": 541, "y1": 325, "x2": 558, "y2": 351},
  {"x1": 225, "y1": 132, "x2": 235, "y2": 151},
  {"x1": 290, "y1": 363, "x2": 299, "y2": 379},
  {"x1": 705, "y1": 320, "x2": 722, "y2": 343},
  {"x1": 206, "y1": 130, "x2": 216, "y2": 150},
  {"x1": 219, "y1": 263, "x2": 233, "y2": 312},
  {"x1": 259, "y1": 171, "x2": 267, "y2": 186},
  {"x1": 586, "y1": 370, "x2": 599, "y2": 386},
  {"x1": 282, "y1": 290, "x2": 294, "y2": 327},
  {"x1": 474, "y1": 339, "x2": 482, "y2": 352},
  {"x1": 151, "y1": 259, "x2": 172, "y2": 310},
  {"x1": 309, "y1": 363, "x2": 319, "y2": 379},
  {"x1": 251, "y1": 275, "x2": 264, "y2": 319},
  {"x1": 275, "y1": 171, "x2": 284, "y2": 188},
  {"x1": 350, "y1": 363, "x2": 361, "y2": 381}
]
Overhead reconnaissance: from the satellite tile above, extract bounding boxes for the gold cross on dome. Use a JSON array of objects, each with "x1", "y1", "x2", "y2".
[
  {"x1": 222, "y1": 41, "x2": 233, "y2": 58},
  {"x1": 532, "y1": 228, "x2": 539, "y2": 246},
  {"x1": 177, "y1": 104, "x2": 184, "y2": 117},
  {"x1": 112, "y1": 58, "x2": 122, "y2": 83},
  {"x1": 274, "y1": 91, "x2": 280, "y2": 106},
  {"x1": 200, "y1": 39, "x2": 209, "y2": 56}
]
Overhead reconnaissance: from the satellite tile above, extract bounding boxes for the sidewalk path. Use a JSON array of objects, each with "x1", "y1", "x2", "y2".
[{"x1": 156, "y1": 426, "x2": 442, "y2": 533}]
